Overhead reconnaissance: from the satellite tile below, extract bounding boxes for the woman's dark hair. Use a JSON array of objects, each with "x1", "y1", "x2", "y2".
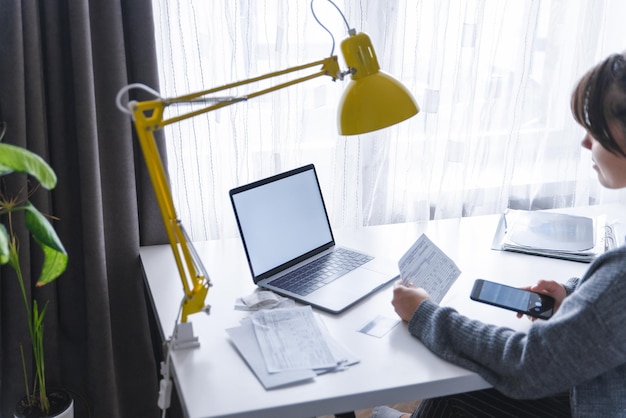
[{"x1": 571, "y1": 52, "x2": 626, "y2": 156}]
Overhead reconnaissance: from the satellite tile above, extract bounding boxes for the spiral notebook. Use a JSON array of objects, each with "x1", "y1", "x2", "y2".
[{"x1": 491, "y1": 210, "x2": 618, "y2": 263}]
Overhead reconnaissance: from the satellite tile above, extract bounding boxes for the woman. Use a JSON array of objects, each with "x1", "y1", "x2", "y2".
[{"x1": 373, "y1": 51, "x2": 626, "y2": 418}]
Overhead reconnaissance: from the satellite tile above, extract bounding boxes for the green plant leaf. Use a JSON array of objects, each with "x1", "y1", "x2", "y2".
[
  {"x1": 0, "y1": 143, "x2": 57, "y2": 190},
  {"x1": 24, "y1": 202, "x2": 65, "y2": 252},
  {"x1": 36, "y1": 242, "x2": 69, "y2": 286},
  {"x1": 0, "y1": 224, "x2": 9, "y2": 264},
  {"x1": 23, "y1": 202, "x2": 68, "y2": 285}
]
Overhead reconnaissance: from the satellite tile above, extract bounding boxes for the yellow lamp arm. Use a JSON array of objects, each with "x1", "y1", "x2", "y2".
[
  {"x1": 131, "y1": 102, "x2": 210, "y2": 323},
  {"x1": 125, "y1": 56, "x2": 342, "y2": 323},
  {"x1": 157, "y1": 56, "x2": 342, "y2": 128}
]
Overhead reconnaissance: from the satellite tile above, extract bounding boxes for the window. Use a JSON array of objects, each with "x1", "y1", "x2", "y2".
[{"x1": 151, "y1": 0, "x2": 626, "y2": 241}]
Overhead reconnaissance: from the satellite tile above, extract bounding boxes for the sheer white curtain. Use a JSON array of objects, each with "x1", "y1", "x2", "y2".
[{"x1": 151, "y1": 0, "x2": 626, "y2": 241}]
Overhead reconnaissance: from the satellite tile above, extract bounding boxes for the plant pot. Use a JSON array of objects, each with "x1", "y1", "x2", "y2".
[{"x1": 14, "y1": 389, "x2": 74, "y2": 418}]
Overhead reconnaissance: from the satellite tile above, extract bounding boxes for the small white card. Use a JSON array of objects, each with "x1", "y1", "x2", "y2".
[{"x1": 358, "y1": 315, "x2": 401, "y2": 338}]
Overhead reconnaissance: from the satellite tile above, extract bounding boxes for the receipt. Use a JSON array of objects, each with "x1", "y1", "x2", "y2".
[
  {"x1": 235, "y1": 290, "x2": 294, "y2": 311},
  {"x1": 250, "y1": 306, "x2": 339, "y2": 373},
  {"x1": 398, "y1": 234, "x2": 461, "y2": 303}
]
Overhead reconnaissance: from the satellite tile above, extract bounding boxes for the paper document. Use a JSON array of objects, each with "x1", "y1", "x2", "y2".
[
  {"x1": 251, "y1": 306, "x2": 339, "y2": 372},
  {"x1": 227, "y1": 306, "x2": 359, "y2": 389},
  {"x1": 398, "y1": 234, "x2": 461, "y2": 303},
  {"x1": 226, "y1": 321, "x2": 316, "y2": 389},
  {"x1": 314, "y1": 319, "x2": 359, "y2": 373}
]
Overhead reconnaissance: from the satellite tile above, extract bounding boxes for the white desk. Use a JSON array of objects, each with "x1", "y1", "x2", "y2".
[{"x1": 141, "y1": 206, "x2": 620, "y2": 418}]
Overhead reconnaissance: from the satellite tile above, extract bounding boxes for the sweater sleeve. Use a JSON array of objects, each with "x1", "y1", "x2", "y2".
[
  {"x1": 562, "y1": 276, "x2": 580, "y2": 295},
  {"x1": 407, "y1": 247, "x2": 626, "y2": 399}
]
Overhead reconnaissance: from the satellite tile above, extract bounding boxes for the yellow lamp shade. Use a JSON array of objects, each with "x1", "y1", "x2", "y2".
[{"x1": 338, "y1": 32, "x2": 419, "y2": 135}]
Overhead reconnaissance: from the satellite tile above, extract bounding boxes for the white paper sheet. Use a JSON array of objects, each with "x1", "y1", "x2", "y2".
[
  {"x1": 226, "y1": 321, "x2": 316, "y2": 389},
  {"x1": 226, "y1": 306, "x2": 359, "y2": 389},
  {"x1": 398, "y1": 234, "x2": 461, "y2": 303},
  {"x1": 250, "y1": 306, "x2": 339, "y2": 373}
]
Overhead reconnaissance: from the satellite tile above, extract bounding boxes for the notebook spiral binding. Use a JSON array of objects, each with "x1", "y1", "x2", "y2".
[{"x1": 604, "y1": 224, "x2": 617, "y2": 251}]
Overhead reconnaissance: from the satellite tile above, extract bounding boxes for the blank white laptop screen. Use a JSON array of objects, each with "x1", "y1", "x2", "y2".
[{"x1": 230, "y1": 166, "x2": 333, "y2": 277}]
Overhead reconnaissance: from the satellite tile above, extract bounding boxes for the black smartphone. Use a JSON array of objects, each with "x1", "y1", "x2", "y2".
[{"x1": 470, "y1": 279, "x2": 555, "y2": 319}]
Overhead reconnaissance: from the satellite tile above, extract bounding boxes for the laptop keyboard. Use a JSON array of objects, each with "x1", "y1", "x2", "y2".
[{"x1": 268, "y1": 248, "x2": 373, "y2": 296}]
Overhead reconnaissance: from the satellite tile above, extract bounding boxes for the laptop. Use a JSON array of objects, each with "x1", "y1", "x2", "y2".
[{"x1": 229, "y1": 164, "x2": 398, "y2": 313}]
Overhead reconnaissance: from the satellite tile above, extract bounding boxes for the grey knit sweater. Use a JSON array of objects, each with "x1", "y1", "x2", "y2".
[{"x1": 408, "y1": 245, "x2": 626, "y2": 417}]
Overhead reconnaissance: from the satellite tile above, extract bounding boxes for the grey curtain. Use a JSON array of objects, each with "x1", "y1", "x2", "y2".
[{"x1": 0, "y1": 1, "x2": 167, "y2": 416}]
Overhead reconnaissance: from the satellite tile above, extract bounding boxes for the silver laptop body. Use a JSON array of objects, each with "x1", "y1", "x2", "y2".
[{"x1": 229, "y1": 164, "x2": 398, "y2": 313}]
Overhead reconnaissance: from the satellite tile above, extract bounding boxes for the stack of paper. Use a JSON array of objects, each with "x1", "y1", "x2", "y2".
[
  {"x1": 226, "y1": 306, "x2": 359, "y2": 389},
  {"x1": 492, "y1": 210, "x2": 610, "y2": 262}
]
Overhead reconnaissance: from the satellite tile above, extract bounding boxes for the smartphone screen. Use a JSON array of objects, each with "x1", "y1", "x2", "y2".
[{"x1": 470, "y1": 279, "x2": 555, "y2": 319}]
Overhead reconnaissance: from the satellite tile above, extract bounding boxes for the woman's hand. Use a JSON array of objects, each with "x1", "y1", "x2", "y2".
[
  {"x1": 392, "y1": 280, "x2": 431, "y2": 322},
  {"x1": 517, "y1": 279, "x2": 568, "y2": 320}
]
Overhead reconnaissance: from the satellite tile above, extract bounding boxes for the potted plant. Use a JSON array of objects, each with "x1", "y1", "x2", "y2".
[{"x1": 0, "y1": 121, "x2": 72, "y2": 417}]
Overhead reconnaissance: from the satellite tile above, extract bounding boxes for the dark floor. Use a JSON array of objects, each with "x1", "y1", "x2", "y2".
[{"x1": 318, "y1": 400, "x2": 422, "y2": 418}]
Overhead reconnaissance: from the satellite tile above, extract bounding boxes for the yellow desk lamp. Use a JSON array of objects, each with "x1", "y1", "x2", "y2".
[{"x1": 116, "y1": 0, "x2": 418, "y2": 350}]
